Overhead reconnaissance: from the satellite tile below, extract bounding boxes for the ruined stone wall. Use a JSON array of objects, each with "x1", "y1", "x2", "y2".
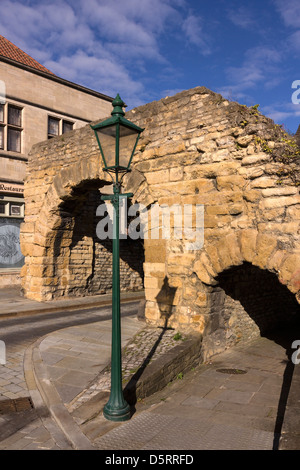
[
  {"x1": 21, "y1": 87, "x2": 300, "y2": 356},
  {"x1": 124, "y1": 88, "x2": 300, "y2": 339}
]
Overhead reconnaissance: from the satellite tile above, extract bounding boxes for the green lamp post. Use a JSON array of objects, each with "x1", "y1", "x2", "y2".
[{"x1": 91, "y1": 94, "x2": 144, "y2": 421}]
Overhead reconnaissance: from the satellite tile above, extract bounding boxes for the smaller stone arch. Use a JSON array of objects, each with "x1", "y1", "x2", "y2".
[
  {"x1": 201, "y1": 262, "x2": 300, "y2": 359},
  {"x1": 193, "y1": 229, "x2": 300, "y2": 299},
  {"x1": 182, "y1": 228, "x2": 300, "y2": 358},
  {"x1": 21, "y1": 154, "x2": 154, "y2": 300}
]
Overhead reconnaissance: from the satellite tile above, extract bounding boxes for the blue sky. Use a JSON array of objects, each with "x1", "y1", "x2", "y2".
[{"x1": 1, "y1": 0, "x2": 300, "y2": 133}]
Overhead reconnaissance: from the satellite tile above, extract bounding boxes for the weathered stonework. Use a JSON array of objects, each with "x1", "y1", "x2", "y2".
[{"x1": 21, "y1": 87, "x2": 300, "y2": 358}]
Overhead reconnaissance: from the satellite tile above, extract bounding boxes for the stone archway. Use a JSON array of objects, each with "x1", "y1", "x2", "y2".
[
  {"x1": 20, "y1": 149, "x2": 152, "y2": 300},
  {"x1": 201, "y1": 262, "x2": 300, "y2": 359},
  {"x1": 21, "y1": 86, "x2": 300, "y2": 348}
]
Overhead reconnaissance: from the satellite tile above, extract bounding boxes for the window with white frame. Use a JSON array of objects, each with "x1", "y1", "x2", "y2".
[
  {"x1": 0, "y1": 103, "x2": 23, "y2": 153},
  {"x1": 0, "y1": 198, "x2": 24, "y2": 218}
]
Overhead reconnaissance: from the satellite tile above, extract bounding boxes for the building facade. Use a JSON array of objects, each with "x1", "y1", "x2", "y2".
[{"x1": 0, "y1": 35, "x2": 113, "y2": 286}]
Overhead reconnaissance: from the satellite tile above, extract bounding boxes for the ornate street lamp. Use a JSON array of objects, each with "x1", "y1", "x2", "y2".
[{"x1": 91, "y1": 94, "x2": 144, "y2": 421}]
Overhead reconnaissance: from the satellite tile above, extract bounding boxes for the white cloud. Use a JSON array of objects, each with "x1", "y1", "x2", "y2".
[
  {"x1": 274, "y1": 0, "x2": 300, "y2": 28},
  {"x1": 263, "y1": 101, "x2": 300, "y2": 124},
  {"x1": 0, "y1": 0, "x2": 207, "y2": 106},
  {"x1": 182, "y1": 14, "x2": 211, "y2": 55},
  {"x1": 227, "y1": 6, "x2": 255, "y2": 29},
  {"x1": 220, "y1": 46, "x2": 283, "y2": 102}
]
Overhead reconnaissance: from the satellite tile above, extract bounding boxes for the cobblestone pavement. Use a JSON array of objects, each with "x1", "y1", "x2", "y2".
[{"x1": 67, "y1": 326, "x2": 182, "y2": 413}]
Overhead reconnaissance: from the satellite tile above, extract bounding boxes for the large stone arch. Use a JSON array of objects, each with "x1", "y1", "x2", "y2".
[{"x1": 21, "y1": 150, "x2": 152, "y2": 300}]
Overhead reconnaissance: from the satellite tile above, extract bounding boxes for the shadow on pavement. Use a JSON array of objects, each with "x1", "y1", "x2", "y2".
[{"x1": 264, "y1": 324, "x2": 300, "y2": 450}]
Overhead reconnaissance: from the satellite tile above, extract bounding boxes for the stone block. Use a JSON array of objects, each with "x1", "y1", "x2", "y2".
[
  {"x1": 144, "y1": 240, "x2": 166, "y2": 263},
  {"x1": 168, "y1": 253, "x2": 196, "y2": 267},
  {"x1": 239, "y1": 229, "x2": 258, "y2": 263},
  {"x1": 250, "y1": 177, "x2": 277, "y2": 188},
  {"x1": 143, "y1": 262, "x2": 166, "y2": 278},
  {"x1": 279, "y1": 253, "x2": 300, "y2": 287},
  {"x1": 204, "y1": 244, "x2": 223, "y2": 273},
  {"x1": 195, "y1": 291, "x2": 207, "y2": 307},
  {"x1": 193, "y1": 259, "x2": 214, "y2": 285},
  {"x1": 169, "y1": 166, "x2": 183, "y2": 182},
  {"x1": 236, "y1": 135, "x2": 253, "y2": 147},
  {"x1": 259, "y1": 195, "x2": 300, "y2": 210},
  {"x1": 216, "y1": 175, "x2": 246, "y2": 191},
  {"x1": 266, "y1": 249, "x2": 287, "y2": 272},
  {"x1": 183, "y1": 285, "x2": 196, "y2": 300},
  {"x1": 254, "y1": 233, "x2": 278, "y2": 269},
  {"x1": 205, "y1": 205, "x2": 230, "y2": 216},
  {"x1": 261, "y1": 186, "x2": 298, "y2": 197},
  {"x1": 31, "y1": 244, "x2": 47, "y2": 257},
  {"x1": 191, "y1": 314, "x2": 207, "y2": 333},
  {"x1": 145, "y1": 169, "x2": 169, "y2": 185},
  {"x1": 144, "y1": 305, "x2": 161, "y2": 322},
  {"x1": 166, "y1": 274, "x2": 182, "y2": 288},
  {"x1": 144, "y1": 277, "x2": 164, "y2": 289},
  {"x1": 243, "y1": 190, "x2": 261, "y2": 203},
  {"x1": 241, "y1": 153, "x2": 270, "y2": 166}
]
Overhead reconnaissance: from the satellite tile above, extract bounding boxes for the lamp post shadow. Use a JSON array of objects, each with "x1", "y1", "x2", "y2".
[
  {"x1": 124, "y1": 276, "x2": 177, "y2": 415},
  {"x1": 268, "y1": 324, "x2": 300, "y2": 450}
]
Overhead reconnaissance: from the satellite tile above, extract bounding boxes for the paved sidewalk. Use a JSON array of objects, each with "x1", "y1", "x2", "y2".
[
  {"x1": 87, "y1": 327, "x2": 300, "y2": 451},
  {"x1": 1, "y1": 286, "x2": 300, "y2": 450}
]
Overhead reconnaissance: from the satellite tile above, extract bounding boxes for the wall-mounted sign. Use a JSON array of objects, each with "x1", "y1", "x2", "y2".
[{"x1": 0, "y1": 182, "x2": 24, "y2": 194}]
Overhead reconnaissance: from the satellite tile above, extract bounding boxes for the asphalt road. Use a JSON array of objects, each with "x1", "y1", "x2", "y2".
[
  {"x1": 0, "y1": 301, "x2": 139, "y2": 348},
  {"x1": 0, "y1": 301, "x2": 140, "y2": 450}
]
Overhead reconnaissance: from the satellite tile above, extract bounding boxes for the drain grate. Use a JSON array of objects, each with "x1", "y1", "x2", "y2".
[
  {"x1": 0, "y1": 397, "x2": 34, "y2": 414},
  {"x1": 216, "y1": 368, "x2": 247, "y2": 375}
]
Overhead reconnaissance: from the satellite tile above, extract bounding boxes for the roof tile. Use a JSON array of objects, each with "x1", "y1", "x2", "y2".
[{"x1": 0, "y1": 35, "x2": 55, "y2": 75}]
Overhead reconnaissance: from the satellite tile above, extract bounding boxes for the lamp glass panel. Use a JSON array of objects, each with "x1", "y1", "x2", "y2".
[
  {"x1": 119, "y1": 125, "x2": 140, "y2": 169},
  {"x1": 96, "y1": 125, "x2": 117, "y2": 168}
]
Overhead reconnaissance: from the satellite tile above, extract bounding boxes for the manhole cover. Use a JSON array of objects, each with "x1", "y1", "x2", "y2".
[
  {"x1": 216, "y1": 368, "x2": 247, "y2": 375},
  {"x1": 0, "y1": 397, "x2": 34, "y2": 414}
]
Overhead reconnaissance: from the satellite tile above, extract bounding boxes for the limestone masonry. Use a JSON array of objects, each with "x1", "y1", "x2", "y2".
[{"x1": 20, "y1": 87, "x2": 300, "y2": 358}]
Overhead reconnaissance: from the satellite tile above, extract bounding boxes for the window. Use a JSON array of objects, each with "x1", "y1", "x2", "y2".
[
  {"x1": 0, "y1": 199, "x2": 24, "y2": 218},
  {"x1": 63, "y1": 120, "x2": 73, "y2": 134},
  {"x1": 48, "y1": 116, "x2": 73, "y2": 139},
  {"x1": 10, "y1": 204, "x2": 22, "y2": 216},
  {"x1": 0, "y1": 103, "x2": 23, "y2": 153},
  {"x1": 48, "y1": 117, "x2": 60, "y2": 138},
  {"x1": 8, "y1": 106, "x2": 21, "y2": 126}
]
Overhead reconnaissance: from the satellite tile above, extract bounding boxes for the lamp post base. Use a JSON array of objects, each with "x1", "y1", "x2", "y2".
[{"x1": 103, "y1": 401, "x2": 131, "y2": 422}]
